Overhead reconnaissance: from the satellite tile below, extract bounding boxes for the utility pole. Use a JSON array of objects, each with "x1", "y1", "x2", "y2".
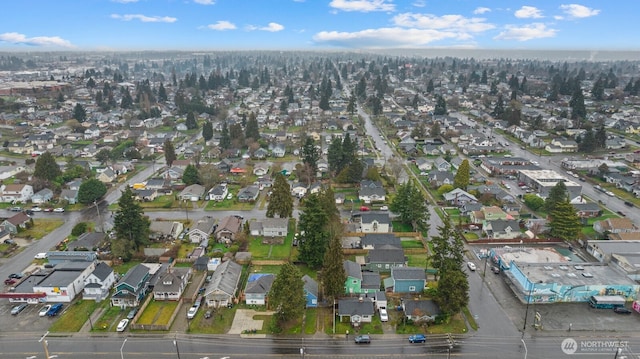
[
  {"x1": 39, "y1": 331, "x2": 50, "y2": 359},
  {"x1": 95, "y1": 200, "x2": 102, "y2": 232}
]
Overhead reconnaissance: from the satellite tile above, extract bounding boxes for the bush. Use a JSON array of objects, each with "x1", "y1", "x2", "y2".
[{"x1": 72, "y1": 222, "x2": 88, "y2": 237}]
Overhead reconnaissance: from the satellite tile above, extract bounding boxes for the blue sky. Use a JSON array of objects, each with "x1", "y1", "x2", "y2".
[{"x1": 0, "y1": 1, "x2": 634, "y2": 51}]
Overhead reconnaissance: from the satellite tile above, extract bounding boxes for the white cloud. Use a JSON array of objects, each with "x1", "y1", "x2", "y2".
[
  {"x1": 412, "y1": 0, "x2": 426, "y2": 8},
  {"x1": 111, "y1": 0, "x2": 139, "y2": 3},
  {"x1": 514, "y1": 6, "x2": 544, "y2": 19},
  {"x1": 473, "y1": 7, "x2": 491, "y2": 15},
  {"x1": 246, "y1": 22, "x2": 285, "y2": 32},
  {"x1": 206, "y1": 21, "x2": 236, "y2": 31},
  {"x1": 0, "y1": 32, "x2": 74, "y2": 48},
  {"x1": 329, "y1": 0, "x2": 395, "y2": 13},
  {"x1": 494, "y1": 23, "x2": 557, "y2": 41},
  {"x1": 110, "y1": 14, "x2": 177, "y2": 23},
  {"x1": 314, "y1": 27, "x2": 468, "y2": 48},
  {"x1": 554, "y1": 15, "x2": 564, "y2": 20},
  {"x1": 194, "y1": 0, "x2": 215, "y2": 4},
  {"x1": 559, "y1": 4, "x2": 600, "y2": 18},
  {"x1": 392, "y1": 13, "x2": 495, "y2": 33}
]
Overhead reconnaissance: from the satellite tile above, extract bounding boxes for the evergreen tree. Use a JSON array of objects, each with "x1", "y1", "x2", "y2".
[
  {"x1": 220, "y1": 122, "x2": 231, "y2": 150},
  {"x1": 430, "y1": 121, "x2": 441, "y2": 137},
  {"x1": 163, "y1": 139, "x2": 177, "y2": 167},
  {"x1": 544, "y1": 181, "x2": 568, "y2": 212},
  {"x1": 245, "y1": 112, "x2": 260, "y2": 141},
  {"x1": 492, "y1": 94, "x2": 505, "y2": 119},
  {"x1": 436, "y1": 269, "x2": 469, "y2": 315},
  {"x1": 595, "y1": 124, "x2": 607, "y2": 149},
  {"x1": 426, "y1": 79, "x2": 434, "y2": 93},
  {"x1": 430, "y1": 216, "x2": 465, "y2": 278},
  {"x1": 113, "y1": 187, "x2": 150, "y2": 253},
  {"x1": 327, "y1": 137, "x2": 343, "y2": 175},
  {"x1": 182, "y1": 164, "x2": 200, "y2": 185},
  {"x1": 390, "y1": 181, "x2": 430, "y2": 232},
  {"x1": 34, "y1": 152, "x2": 62, "y2": 182},
  {"x1": 158, "y1": 82, "x2": 167, "y2": 102},
  {"x1": 453, "y1": 159, "x2": 470, "y2": 190},
  {"x1": 591, "y1": 77, "x2": 605, "y2": 101},
  {"x1": 185, "y1": 112, "x2": 198, "y2": 130},
  {"x1": 298, "y1": 193, "x2": 330, "y2": 268},
  {"x1": 266, "y1": 173, "x2": 293, "y2": 218},
  {"x1": 322, "y1": 235, "x2": 346, "y2": 301},
  {"x1": 73, "y1": 103, "x2": 87, "y2": 123},
  {"x1": 570, "y1": 87, "x2": 587, "y2": 120},
  {"x1": 578, "y1": 128, "x2": 596, "y2": 153},
  {"x1": 480, "y1": 70, "x2": 488, "y2": 84},
  {"x1": 120, "y1": 87, "x2": 133, "y2": 109},
  {"x1": 269, "y1": 263, "x2": 305, "y2": 324},
  {"x1": 302, "y1": 137, "x2": 320, "y2": 178},
  {"x1": 548, "y1": 199, "x2": 582, "y2": 241},
  {"x1": 347, "y1": 90, "x2": 356, "y2": 115},
  {"x1": 77, "y1": 178, "x2": 107, "y2": 204},
  {"x1": 202, "y1": 121, "x2": 213, "y2": 142},
  {"x1": 434, "y1": 95, "x2": 447, "y2": 115}
]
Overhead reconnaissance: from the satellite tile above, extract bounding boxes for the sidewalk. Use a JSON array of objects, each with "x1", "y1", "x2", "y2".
[{"x1": 78, "y1": 307, "x2": 106, "y2": 334}]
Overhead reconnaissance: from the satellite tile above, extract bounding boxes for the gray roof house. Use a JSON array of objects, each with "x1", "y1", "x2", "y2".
[
  {"x1": 205, "y1": 260, "x2": 242, "y2": 308},
  {"x1": 237, "y1": 185, "x2": 260, "y2": 202},
  {"x1": 244, "y1": 274, "x2": 275, "y2": 305},
  {"x1": 358, "y1": 187, "x2": 386, "y2": 203},
  {"x1": 365, "y1": 245, "x2": 407, "y2": 272},
  {"x1": 188, "y1": 216, "x2": 216, "y2": 244},
  {"x1": 83, "y1": 262, "x2": 117, "y2": 302},
  {"x1": 337, "y1": 298, "x2": 375, "y2": 325},
  {"x1": 403, "y1": 299, "x2": 441, "y2": 322},
  {"x1": 249, "y1": 218, "x2": 289, "y2": 237},
  {"x1": 60, "y1": 189, "x2": 78, "y2": 204},
  {"x1": 152, "y1": 267, "x2": 192, "y2": 301},
  {"x1": 179, "y1": 184, "x2": 206, "y2": 201},
  {"x1": 360, "y1": 233, "x2": 401, "y2": 250},
  {"x1": 483, "y1": 219, "x2": 522, "y2": 240},
  {"x1": 31, "y1": 188, "x2": 54, "y2": 204}
]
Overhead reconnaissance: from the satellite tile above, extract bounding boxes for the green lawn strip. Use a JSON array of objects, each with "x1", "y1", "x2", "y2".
[
  {"x1": 462, "y1": 306, "x2": 478, "y2": 331},
  {"x1": 113, "y1": 261, "x2": 142, "y2": 276},
  {"x1": 406, "y1": 253, "x2": 428, "y2": 267},
  {"x1": 19, "y1": 219, "x2": 64, "y2": 240},
  {"x1": 401, "y1": 240, "x2": 425, "y2": 249},
  {"x1": 248, "y1": 237, "x2": 271, "y2": 258},
  {"x1": 392, "y1": 221, "x2": 413, "y2": 232},
  {"x1": 94, "y1": 305, "x2": 124, "y2": 331},
  {"x1": 48, "y1": 300, "x2": 100, "y2": 332},
  {"x1": 304, "y1": 308, "x2": 317, "y2": 334},
  {"x1": 189, "y1": 306, "x2": 237, "y2": 334}
]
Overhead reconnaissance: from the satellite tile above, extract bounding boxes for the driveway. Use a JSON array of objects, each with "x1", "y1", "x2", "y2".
[{"x1": 229, "y1": 309, "x2": 273, "y2": 334}]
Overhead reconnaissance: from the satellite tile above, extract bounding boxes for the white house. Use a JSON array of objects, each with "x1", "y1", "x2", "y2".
[
  {"x1": 0, "y1": 184, "x2": 34, "y2": 203},
  {"x1": 83, "y1": 262, "x2": 117, "y2": 301}
]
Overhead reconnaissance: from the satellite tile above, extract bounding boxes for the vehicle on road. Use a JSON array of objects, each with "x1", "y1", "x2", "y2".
[
  {"x1": 617, "y1": 211, "x2": 626, "y2": 217},
  {"x1": 10, "y1": 206, "x2": 22, "y2": 212},
  {"x1": 46, "y1": 303, "x2": 63, "y2": 316},
  {"x1": 4, "y1": 278, "x2": 16, "y2": 285},
  {"x1": 34, "y1": 252, "x2": 48, "y2": 259},
  {"x1": 43, "y1": 208, "x2": 53, "y2": 212},
  {"x1": 8, "y1": 273, "x2": 22, "y2": 279},
  {"x1": 491, "y1": 266, "x2": 501, "y2": 274},
  {"x1": 116, "y1": 319, "x2": 129, "y2": 332},
  {"x1": 31, "y1": 207, "x2": 42, "y2": 212},
  {"x1": 409, "y1": 334, "x2": 426, "y2": 343},
  {"x1": 467, "y1": 262, "x2": 476, "y2": 271},
  {"x1": 39, "y1": 305, "x2": 52, "y2": 317},
  {"x1": 354, "y1": 335, "x2": 371, "y2": 344},
  {"x1": 53, "y1": 207, "x2": 65, "y2": 213},
  {"x1": 11, "y1": 303, "x2": 28, "y2": 315},
  {"x1": 624, "y1": 201, "x2": 634, "y2": 207},
  {"x1": 380, "y1": 308, "x2": 388, "y2": 322},
  {"x1": 614, "y1": 307, "x2": 632, "y2": 314},
  {"x1": 187, "y1": 306, "x2": 198, "y2": 319},
  {"x1": 589, "y1": 295, "x2": 625, "y2": 309}
]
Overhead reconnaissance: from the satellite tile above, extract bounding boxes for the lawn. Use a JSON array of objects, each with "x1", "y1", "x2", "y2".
[
  {"x1": 401, "y1": 240, "x2": 425, "y2": 249},
  {"x1": 138, "y1": 195, "x2": 175, "y2": 209},
  {"x1": 48, "y1": 300, "x2": 101, "y2": 333},
  {"x1": 392, "y1": 221, "x2": 413, "y2": 232},
  {"x1": 112, "y1": 260, "x2": 142, "y2": 276},
  {"x1": 189, "y1": 306, "x2": 237, "y2": 334},
  {"x1": 304, "y1": 308, "x2": 318, "y2": 334},
  {"x1": 19, "y1": 219, "x2": 64, "y2": 240},
  {"x1": 137, "y1": 300, "x2": 178, "y2": 326},
  {"x1": 395, "y1": 312, "x2": 468, "y2": 335},
  {"x1": 407, "y1": 253, "x2": 428, "y2": 268},
  {"x1": 205, "y1": 199, "x2": 255, "y2": 211},
  {"x1": 94, "y1": 305, "x2": 124, "y2": 332}
]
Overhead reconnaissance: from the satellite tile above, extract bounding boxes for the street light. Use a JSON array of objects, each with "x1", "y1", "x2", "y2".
[{"x1": 120, "y1": 338, "x2": 128, "y2": 359}]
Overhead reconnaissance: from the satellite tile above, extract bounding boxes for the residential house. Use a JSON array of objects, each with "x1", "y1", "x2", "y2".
[
  {"x1": 249, "y1": 218, "x2": 289, "y2": 237},
  {"x1": 244, "y1": 274, "x2": 275, "y2": 305},
  {"x1": 207, "y1": 184, "x2": 228, "y2": 201},
  {"x1": 302, "y1": 275, "x2": 318, "y2": 308},
  {"x1": 252, "y1": 147, "x2": 269, "y2": 159},
  {"x1": 594, "y1": 218, "x2": 640, "y2": 234},
  {"x1": 272, "y1": 143, "x2": 286, "y2": 158},
  {"x1": 0, "y1": 184, "x2": 34, "y2": 203},
  {"x1": 150, "y1": 221, "x2": 184, "y2": 241},
  {"x1": 470, "y1": 206, "x2": 509, "y2": 224},
  {"x1": 253, "y1": 163, "x2": 270, "y2": 176},
  {"x1": 31, "y1": 188, "x2": 54, "y2": 204},
  {"x1": 1, "y1": 212, "x2": 31, "y2": 234},
  {"x1": 215, "y1": 215, "x2": 243, "y2": 244},
  {"x1": 204, "y1": 260, "x2": 242, "y2": 308},
  {"x1": 133, "y1": 188, "x2": 157, "y2": 202},
  {"x1": 361, "y1": 272, "x2": 381, "y2": 294},
  {"x1": 415, "y1": 158, "x2": 433, "y2": 171},
  {"x1": 403, "y1": 299, "x2": 441, "y2": 322},
  {"x1": 160, "y1": 166, "x2": 184, "y2": 180},
  {"x1": 433, "y1": 157, "x2": 452, "y2": 171},
  {"x1": 428, "y1": 171, "x2": 454, "y2": 188},
  {"x1": 573, "y1": 203, "x2": 602, "y2": 218},
  {"x1": 83, "y1": 262, "x2": 117, "y2": 301},
  {"x1": 545, "y1": 138, "x2": 578, "y2": 153},
  {"x1": 344, "y1": 260, "x2": 363, "y2": 294},
  {"x1": 365, "y1": 245, "x2": 407, "y2": 272},
  {"x1": 360, "y1": 233, "x2": 401, "y2": 250},
  {"x1": 146, "y1": 178, "x2": 169, "y2": 190},
  {"x1": 337, "y1": 298, "x2": 375, "y2": 326},
  {"x1": 111, "y1": 264, "x2": 151, "y2": 308},
  {"x1": 443, "y1": 188, "x2": 478, "y2": 206},
  {"x1": 358, "y1": 186, "x2": 386, "y2": 203},
  {"x1": 67, "y1": 232, "x2": 105, "y2": 251},
  {"x1": 97, "y1": 168, "x2": 117, "y2": 183},
  {"x1": 387, "y1": 267, "x2": 426, "y2": 293},
  {"x1": 360, "y1": 180, "x2": 383, "y2": 189},
  {"x1": 483, "y1": 219, "x2": 522, "y2": 240},
  {"x1": 179, "y1": 184, "x2": 206, "y2": 202},
  {"x1": 237, "y1": 185, "x2": 260, "y2": 202},
  {"x1": 188, "y1": 216, "x2": 217, "y2": 244},
  {"x1": 291, "y1": 183, "x2": 307, "y2": 198},
  {"x1": 360, "y1": 213, "x2": 391, "y2": 233},
  {"x1": 152, "y1": 267, "x2": 191, "y2": 301}
]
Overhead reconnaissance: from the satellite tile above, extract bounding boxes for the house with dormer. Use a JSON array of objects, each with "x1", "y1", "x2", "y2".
[
  {"x1": 360, "y1": 213, "x2": 391, "y2": 233},
  {"x1": 215, "y1": 215, "x2": 243, "y2": 244},
  {"x1": 153, "y1": 267, "x2": 191, "y2": 301},
  {"x1": 83, "y1": 262, "x2": 117, "y2": 302},
  {"x1": 188, "y1": 216, "x2": 216, "y2": 244},
  {"x1": 483, "y1": 219, "x2": 522, "y2": 240},
  {"x1": 111, "y1": 264, "x2": 151, "y2": 308},
  {"x1": 204, "y1": 260, "x2": 242, "y2": 308},
  {"x1": 244, "y1": 273, "x2": 275, "y2": 305},
  {"x1": 0, "y1": 184, "x2": 34, "y2": 203}
]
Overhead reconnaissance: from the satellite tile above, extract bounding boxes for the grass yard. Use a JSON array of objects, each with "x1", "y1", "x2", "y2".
[
  {"x1": 205, "y1": 199, "x2": 255, "y2": 211},
  {"x1": 19, "y1": 219, "x2": 64, "y2": 239},
  {"x1": 138, "y1": 195, "x2": 175, "y2": 209},
  {"x1": 304, "y1": 308, "x2": 318, "y2": 334},
  {"x1": 48, "y1": 300, "x2": 101, "y2": 332},
  {"x1": 392, "y1": 221, "x2": 413, "y2": 232},
  {"x1": 112, "y1": 260, "x2": 142, "y2": 276},
  {"x1": 401, "y1": 240, "x2": 425, "y2": 249},
  {"x1": 94, "y1": 305, "x2": 124, "y2": 332},
  {"x1": 137, "y1": 300, "x2": 178, "y2": 326},
  {"x1": 249, "y1": 265, "x2": 283, "y2": 274},
  {"x1": 190, "y1": 306, "x2": 237, "y2": 334},
  {"x1": 407, "y1": 253, "x2": 428, "y2": 268}
]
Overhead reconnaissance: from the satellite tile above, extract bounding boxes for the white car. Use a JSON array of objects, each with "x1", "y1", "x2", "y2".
[
  {"x1": 31, "y1": 207, "x2": 43, "y2": 212},
  {"x1": 380, "y1": 308, "x2": 388, "y2": 322},
  {"x1": 380, "y1": 205, "x2": 389, "y2": 211},
  {"x1": 39, "y1": 304, "x2": 52, "y2": 317},
  {"x1": 187, "y1": 306, "x2": 198, "y2": 319},
  {"x1": 467, "y1": 262, "x2": 477, "y2": 271},
  {"x1": 34, "y1": 252, "x2": 48, "y2": 259},
  {"x1": 116, "y1": 318, "x2": 129, "y2": 332},
  {"x1": 53, "y1": 208, "x2": 65, "y2": 213}
]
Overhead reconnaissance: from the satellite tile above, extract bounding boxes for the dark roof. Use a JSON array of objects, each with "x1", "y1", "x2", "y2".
[
  {"x1": 573, "y1": 202, "x2": 601, "y2": 212},
  {"x1": 6, "y1": 212, "x2": 30, "y2": 226},
  {"x1": 302, "y1": 275, "x2": 318, "y2": 296},
  {"x1": 67, "y1": 232, "x2": 105, "y2": 251},
  {"x1": 119, "y1": 264, "x2": 150, "y2": 287},
  {"x1": 245, "y1": 274, "x2": 275, "y2": 294},
  {"x1": 392, "y1": 267, "x2": 426, "y2": 281},
  {"x1": 361, "y1": 233, "x2": 401, "y2": 248},
  {"x1": 343, "y1": 260, "x2": 362, "y2": 280},
  {"x1": 361, "y1": 272, "x2": 381, "y2": 290},
  {"x1": 91, "y1": 262, "x2": 114, "y2": 281},
  {"x1": 403, "y1": 299, "x2": 441, "y2": 316},
  {"x1": 487, "y1": 219, "x2": 520, "y2": 232},
  {"x1": 367, "y1": 246, "x2": 406, "y2": 263},
  {"x1": 338, "y1": 298, "x2": 375, "y2": 316},
  {"x1": 361, "y1": 212, "x2": 391, "y2": 224}
]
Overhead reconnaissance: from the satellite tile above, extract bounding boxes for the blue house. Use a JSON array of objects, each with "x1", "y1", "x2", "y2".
[
  {"x1": 386, "y1": 267, "x2": 426, "y2": 293},
  {"x1": 111, "y1": 264, "x2": 151, "y2": 308},
  {"x1": 302, "y1": 275, "x2": 318, "y2": 308}
]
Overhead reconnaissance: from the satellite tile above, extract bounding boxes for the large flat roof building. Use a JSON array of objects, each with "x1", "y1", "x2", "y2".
[{"x1": 517, "y1": 169, "x2": 582, "y2": 200}]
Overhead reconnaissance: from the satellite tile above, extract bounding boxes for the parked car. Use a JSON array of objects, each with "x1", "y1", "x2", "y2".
[
  {"x1": 10, "y1": 206, "x2": 22, "y2": 212},
  {"x1": 360, "y1": 206, "x2": 370, "y2": 211},
  {"x1": 187, "y1": 306, "x2": 198, "y2": 319},
  {"x1": 39, "y1": 305, "x2": 52, "y2": 317},
  {"x1": 380, "y1": 205, "x2": 389, "y2": 211},
  {"x1": 117, "y1": 319, "x2": 130, "y2": 332},
  {"x1": 409, "y1": 334, "x2": 426, "y2": 343},
  {"x1": 354, "y1": 335, "x2": 371, "y2": 344},
  {"x1": 204, "y1": 310, "x2": 212, "y2": 319},
  {"x1": 8, "y1": 273, "x2": 22, "y2": 279},
  {"x1": 127, "y1": 307, "x2": 139, "y2": 320},
  {"x1": 4, "y1": 239, "x2": 15, "y2": 245},
  {"x1": 31, "y1": 207, "x2": 42, "y2": 212},
  {"x1": 46, "y1": 303, "x2": 63, "y2": 316},
  {"x1": 4, "y1": 278, "x2": 16, "y2": 286},
  {"x1": 614, "y1": 307, "x2": 632, "y2": 314},
  {"x1": 11, "y1": 303, "x2": 28, "y2": 315},
  {"x1": 467, "y1": 262, "x2": 476, "y2": 271},
  {"x1": 53, "y1": 207, "x2": 65, "y2": 213},
  {"x1": 43, "y1": 208, "x2": 53, "y2": 212},
  {"x1": 34, "y1": 252, "x2": 48, "y2": 259},
  {"x1": 491, "y1": 266, "x2": 501, "y2": 274},
  {"x1": 380, "y1": 308, "x2": 388, "y2": 322}
]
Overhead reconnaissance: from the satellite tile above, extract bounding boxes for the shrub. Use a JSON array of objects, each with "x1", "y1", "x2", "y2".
[{"x1": 72, "y1": 222, "x2": 88, "y2": 236}]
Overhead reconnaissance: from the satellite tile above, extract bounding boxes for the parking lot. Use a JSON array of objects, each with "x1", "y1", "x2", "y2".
[{"x1": 0, "y1": 301, "x2": 61, "y2": 333}]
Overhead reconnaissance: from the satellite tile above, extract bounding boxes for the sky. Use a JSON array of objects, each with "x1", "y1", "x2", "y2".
[{"x1": 0, "y1": 0, "x2": 636, "y2": 51}]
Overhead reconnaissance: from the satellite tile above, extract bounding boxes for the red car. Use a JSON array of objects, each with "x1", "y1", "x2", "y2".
[
  {"x1": 360, "y1": 206, "x2": 370, "y2": 211},
  {"x1": 4, "y1": 278, "x2": 16, "y2": 286}
]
